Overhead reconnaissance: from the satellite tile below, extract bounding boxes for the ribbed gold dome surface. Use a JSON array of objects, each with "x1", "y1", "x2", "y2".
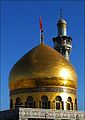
[{"x1": 9, "y1": 44, "x2": 77, "y2": 90}]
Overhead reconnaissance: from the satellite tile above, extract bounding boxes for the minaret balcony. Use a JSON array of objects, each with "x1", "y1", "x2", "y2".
[{"x1": 61, "y1": 43, "x2": 72, "y2": 48}]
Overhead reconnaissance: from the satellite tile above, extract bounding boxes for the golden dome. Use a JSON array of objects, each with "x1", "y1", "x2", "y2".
[{"x1": 9, "y1": 44, "x2": 77, "y2": 91}]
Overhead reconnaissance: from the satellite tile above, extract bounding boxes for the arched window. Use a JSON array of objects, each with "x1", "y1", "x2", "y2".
[
  {"x1": 41, "y1": 95, "x2": 50, "y2": 109},
  {"x1": 25, "y1": 96, "x2": 35, "y2": 108},
  {"x1": 10, "y1": 99, "x2": 13, "y2": 109},
  {"x1": 56, "y1": 96, "x2": 63, "y2": 110},
  {"x1": 67, "y1": 97, "x2": 73, "y2": 110},
  {"x1": 15, "y1": 97, "x2": 23, "y2": 108},
  {"x1": 75, "y1": 98, "x2": 78, "y2": 110}
]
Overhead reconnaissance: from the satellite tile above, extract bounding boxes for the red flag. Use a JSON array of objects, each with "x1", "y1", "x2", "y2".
[{"x1": 39, "y1": 17, "x2": 42, "y2": 30}]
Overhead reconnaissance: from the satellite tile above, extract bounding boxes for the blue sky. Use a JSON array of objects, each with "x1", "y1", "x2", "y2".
[{"x1": 0, "y1": 1, "x2": 84, "y2": 111}]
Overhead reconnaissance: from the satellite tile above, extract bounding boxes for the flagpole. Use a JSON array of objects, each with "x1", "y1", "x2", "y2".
[
  {"x1": 39, "y1": 16, "x2": 44, "y2": 44},
  {"x1": 40, "y1": 29, "x2": 41, "y2": 44}
]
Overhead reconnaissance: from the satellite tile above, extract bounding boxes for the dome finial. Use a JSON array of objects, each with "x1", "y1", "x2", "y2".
[
  {"x1": 39, "y1": 16, "x2": 44, "y2": 44},
  {"x1": 60, "y1": 8, "x2": 63, "y2": 19}
]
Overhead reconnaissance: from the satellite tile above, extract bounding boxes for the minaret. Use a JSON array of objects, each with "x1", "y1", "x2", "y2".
[{"x1": 53, "y1": 10, "x2": 72, "y2": 60}]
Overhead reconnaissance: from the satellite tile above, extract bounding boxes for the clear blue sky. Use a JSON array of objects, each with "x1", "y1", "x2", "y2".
[{"x1": 0, "y1": 1, "x2": 84, "y2": 111}]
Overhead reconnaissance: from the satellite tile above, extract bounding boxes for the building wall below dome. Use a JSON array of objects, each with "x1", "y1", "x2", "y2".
[{"x1": 10, "y1": 89, "x2": 78, "y2": 110}]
